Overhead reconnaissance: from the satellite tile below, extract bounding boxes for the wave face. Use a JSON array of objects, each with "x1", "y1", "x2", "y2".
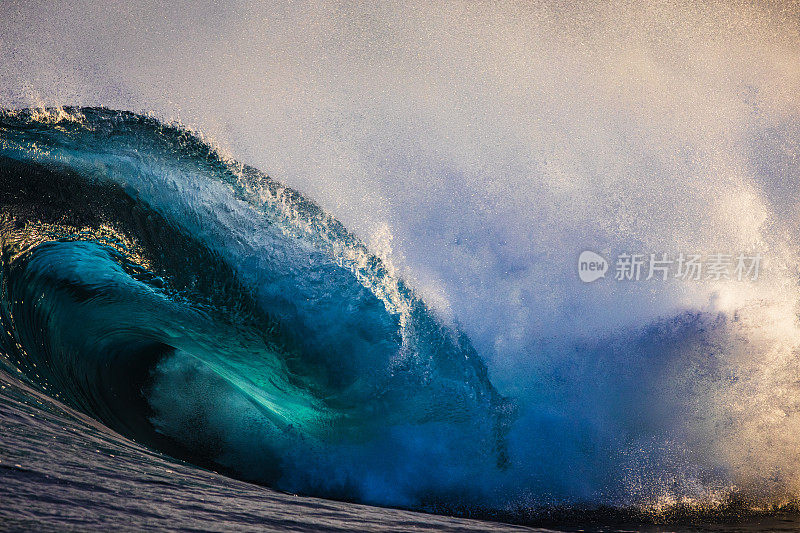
[
  {"x1": 0, "y1": 107, "x2": 511, "y2": 510},
  {"x1": 5, "y1": 107, "x2": 800, "y2": 522}
]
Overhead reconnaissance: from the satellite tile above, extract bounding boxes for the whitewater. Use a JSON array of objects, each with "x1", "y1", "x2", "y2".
[{"x1": 3, "y1": 1, "x2": 800, "y2": 531}]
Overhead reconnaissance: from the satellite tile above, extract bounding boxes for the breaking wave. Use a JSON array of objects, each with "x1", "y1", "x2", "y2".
[{"x1": 3, "y1": 107, "x2": 800, "y2": 523}]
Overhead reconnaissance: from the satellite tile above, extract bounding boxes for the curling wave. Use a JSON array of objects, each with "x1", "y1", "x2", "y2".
[
  {"x1": 0, "y1": 107, "x2": 511, "y2": 509},
  {"x1": 4, "y1": 107, "x2": 800, "y2": 523}
]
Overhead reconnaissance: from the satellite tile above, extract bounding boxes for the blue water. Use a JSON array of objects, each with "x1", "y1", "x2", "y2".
[{"x1": 2, "y1": 107, "x2": 800, "y2": 531}]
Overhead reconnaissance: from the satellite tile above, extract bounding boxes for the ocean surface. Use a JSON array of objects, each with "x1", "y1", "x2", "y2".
[
  {"x1": 3, "y1": 360, "x2": 800, "y2": 532},
  {"x1": 0, "y1": 366, "x2": 534, "y2": 532}
]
